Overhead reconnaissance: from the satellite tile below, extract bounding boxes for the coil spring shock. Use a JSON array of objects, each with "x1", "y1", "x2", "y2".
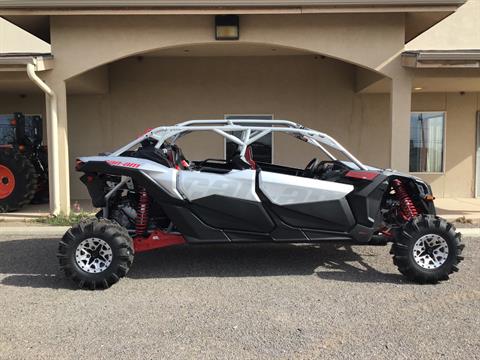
[
  {"x1": 392, "y1": 179, "x2": 418, "y2": 221},
  {"x1": 135, "y1": 188, "x2": 150, "y2": 236}
]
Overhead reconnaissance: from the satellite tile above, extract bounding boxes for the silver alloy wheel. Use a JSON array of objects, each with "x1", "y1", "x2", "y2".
[
  {"x1": 75, "y1": 238, "x2": 113, "y2": 274},
  {"x1": 413, "y1": 234, "x2": 449, "y2": 270}
]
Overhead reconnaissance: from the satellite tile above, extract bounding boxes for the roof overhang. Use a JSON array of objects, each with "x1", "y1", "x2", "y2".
[
  {"x1": 0, "y1": 0, "x2": 466, "y2": 43},
  {"x1": 0, "y1": 53, "x2": 53, "y2": 94},
  {"x1": 403, "y1": 50, "x2": 480, "y2": 68},
  {"x1": 0, "y1": 0, "x2": 467, "y2": 9},
  {"x1": 0, "y1": 53, "x2": 53, "y2": 71}
]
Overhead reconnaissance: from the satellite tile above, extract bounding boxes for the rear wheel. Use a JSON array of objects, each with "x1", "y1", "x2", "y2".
[
  {"x1": 0, "y1": 149, "x2": 37, "y2": 212},
  {"x1": 57, "y1": 219, "x2": 134, "y2": 290},
  {"x1": 391, "y1": 215, "x2": 464, "y2": 284}
]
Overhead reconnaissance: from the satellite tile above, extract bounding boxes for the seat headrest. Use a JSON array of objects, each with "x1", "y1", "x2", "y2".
[{"x1": 244, "y1": 146, "x2": 256, "y2": 169}]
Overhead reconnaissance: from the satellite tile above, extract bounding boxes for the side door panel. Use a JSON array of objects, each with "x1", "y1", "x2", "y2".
[
  {"x1": 177, "y1": 170, "x2": 275, "y2": 233},
  {"x1": 258, "y1": 171, "x2": 356, "y2": 232}
]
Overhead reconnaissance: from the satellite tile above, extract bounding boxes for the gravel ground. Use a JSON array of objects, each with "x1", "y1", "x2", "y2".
[{"x1": 0, "y1": 234, "x2": 478, "y2": 360}]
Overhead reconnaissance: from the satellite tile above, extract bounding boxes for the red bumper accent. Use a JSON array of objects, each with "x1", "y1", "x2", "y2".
[{"x1": 133, "y1": 230, "x2": 186, "y2": 253}]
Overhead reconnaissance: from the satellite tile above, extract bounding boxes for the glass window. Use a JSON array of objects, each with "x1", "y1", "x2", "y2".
[
  {"x1": 225, "y1": 115, "x2": 273, "y2": 163},
  {"x1": 409, "y1": 112, "x2": 445, "y2": 173}
]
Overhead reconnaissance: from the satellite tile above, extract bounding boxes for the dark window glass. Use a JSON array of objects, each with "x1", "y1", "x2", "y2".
[{"x1": 409, "y1": 112, "x2": 445, "y2": 172}]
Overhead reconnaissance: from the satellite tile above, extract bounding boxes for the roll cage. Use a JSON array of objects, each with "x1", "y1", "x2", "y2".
[{"x1": 111, "y1": 119, "x2": 368, "y2": 171}]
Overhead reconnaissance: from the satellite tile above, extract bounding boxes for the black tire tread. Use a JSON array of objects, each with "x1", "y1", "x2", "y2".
[
  {"x1": 57, "y1": 218, "x2": 134, "y2": 290},
  {"x1": 391, "y1": 214, "x2": 464, "y2": 284}
]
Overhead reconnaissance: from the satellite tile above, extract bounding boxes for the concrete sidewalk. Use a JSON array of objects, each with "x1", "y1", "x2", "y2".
[
  {"x1": 434, "y1": 198, "x2": 480, "y2": 221},
  {"x1": 0, "y1": 199, "x2": 95, "y2": 222}
]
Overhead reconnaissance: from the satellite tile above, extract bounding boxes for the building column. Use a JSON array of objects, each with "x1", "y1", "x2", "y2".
[
  {"x1": 390, "y1": 71, "x2": 413, "y2": 172},
  {"x1": 55, "y1": 80, "x2": 71, "y2": 215},
  {"x1": 44, "y1": 76, "x2": 70, "y2": 215}
]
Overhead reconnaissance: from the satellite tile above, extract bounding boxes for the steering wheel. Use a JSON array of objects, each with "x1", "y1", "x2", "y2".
[
  {"x1": 304, "y1": 159, "x2": 350, "y2": 179},
  {"x1": 304, "y1": 158, "x2": 321, "y2": 177},
  {"x1": 305, "y1": 158, "x2": 318, "y2": 171}
]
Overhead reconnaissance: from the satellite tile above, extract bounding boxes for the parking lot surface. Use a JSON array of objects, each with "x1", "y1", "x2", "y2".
[{"x1": 0, "y1": 233, "x2": 478, "y2": 359}]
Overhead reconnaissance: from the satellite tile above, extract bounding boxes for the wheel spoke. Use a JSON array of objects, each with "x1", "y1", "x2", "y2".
[
  {"x1": 413, "y1": 234, "x2": 448, "y2": 270},
  {"x1": 75, "y1": 238, "x2": 113, "y2": 274}
]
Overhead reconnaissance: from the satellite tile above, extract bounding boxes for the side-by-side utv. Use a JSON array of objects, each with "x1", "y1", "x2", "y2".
[{"x1": 59, "y1": 119, "x2": 464, "y2": 289}]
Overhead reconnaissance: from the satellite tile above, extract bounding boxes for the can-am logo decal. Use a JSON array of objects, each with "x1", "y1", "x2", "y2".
[{"x1": 106, "y1": 160, "x2": 141, "y2": 168}]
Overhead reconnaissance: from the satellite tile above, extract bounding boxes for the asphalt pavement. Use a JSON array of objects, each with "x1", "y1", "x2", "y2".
[{"x1": 0, "y1": 230, "x2": 478, "y2": 359}]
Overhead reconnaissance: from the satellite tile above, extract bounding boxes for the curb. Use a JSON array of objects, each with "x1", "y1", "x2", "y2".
[
  {"x1": 456, "y1": 228, "x2": 480, "y2": 237},
  {"x1": 0, "y1": 226, "x2": 70, "y2": 236},
  {"x1": 0, "y1": 215, "x2": 49, "y2": 222}
]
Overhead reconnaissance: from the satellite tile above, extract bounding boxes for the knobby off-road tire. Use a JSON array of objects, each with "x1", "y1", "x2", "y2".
[
  {"x1": 0, "y1": 149, "x2": 37, "y2": 212},
  {"x1": 58, "y1": 219, "x2": 134, "y2": 290},
  {"x1": 391, "y1": 214, "x2": 464, "y2": 284}
]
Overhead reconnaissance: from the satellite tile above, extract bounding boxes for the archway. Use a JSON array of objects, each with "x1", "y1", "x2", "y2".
[{"x1": 66, "y1": 42, "x2": 391, "y2": 200}]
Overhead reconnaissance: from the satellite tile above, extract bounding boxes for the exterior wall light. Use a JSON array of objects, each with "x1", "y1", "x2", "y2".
[{"x1": 215, "y1": 15, "x2": 239, "y2": 40}]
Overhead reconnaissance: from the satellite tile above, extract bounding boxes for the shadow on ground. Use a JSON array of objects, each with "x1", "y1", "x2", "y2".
[{"x1": 0, "y1": 237, "x2": 406, "y2": 289}]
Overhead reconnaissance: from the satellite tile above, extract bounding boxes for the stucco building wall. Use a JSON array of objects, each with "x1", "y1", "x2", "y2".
[
  {"x1": 412, "y1": 92, "x2": 480, "y2": 198},
  {"x1": 0, "y1": 18, "x2": 50, "y2": 53},
  {"x1": 30, "y1": 12, "x2": 411, "y2": 213},
  {"x1": 1, "y1": 8, "x2": 478, "y2": 211},
  {"x1": 61, "y1": 56, "x2": 479, "y2": 199},
  {"x1": 406, "y1": 0, "x2": 480, "y2": 50}
]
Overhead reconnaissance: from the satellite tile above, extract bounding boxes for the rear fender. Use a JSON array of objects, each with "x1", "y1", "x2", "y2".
[
  {"x1": 80, "y1": 173, "x2": 107, "y2": 208},
  {"x1": 77, "y1": 156, "x2": 185, "y2": 206}
]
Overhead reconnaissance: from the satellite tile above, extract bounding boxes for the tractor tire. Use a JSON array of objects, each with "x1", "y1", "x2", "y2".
[
  {"x1": 31, "y1": 187, "x2": 49, "y2": 205},
  {"x1": 0, "y1": 148, "x2": 37, "y2": 212},
  {"x1": 58, "y1": 218, "x2": 134, "y2": 290},
  {"x1": 391, "y1": 214, "x2": 464, "y2": 284},
  {"x1": 31, "y1": 145, "x2": 49, "y2": 204}
]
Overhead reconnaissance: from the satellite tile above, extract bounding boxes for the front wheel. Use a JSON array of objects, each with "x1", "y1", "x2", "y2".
[
  {"x1": 58, "y1": 219, "x2": 134, "y2": 290},
  {"x1": 391, "y1": 215, "x2": 464, "y2": 284}
]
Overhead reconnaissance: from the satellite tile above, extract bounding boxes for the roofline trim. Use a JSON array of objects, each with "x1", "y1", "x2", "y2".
[
  {"x1": 0, "y1": 0, "x2": 466, "y2": 14},
  {"x1": 402, "y1": 50, "x2": 480, "y2": 68},
  {"x1": 0, "y1": 6, "x2": 462, "y2": 16},
  {"x1": 0, "y1": 53, "x2": 53, "y2": 71},
  {"x1": 0, "y1": 0, "x2": 466, "y2": 7}
]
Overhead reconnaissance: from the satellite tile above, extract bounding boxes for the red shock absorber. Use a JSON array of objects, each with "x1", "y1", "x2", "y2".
[
  {"x1": 392, "y1": 179, "x2": 418, "y2": 221},
  {"x1": 135, "y1": 188, "x2": 150, "y2": 236}
]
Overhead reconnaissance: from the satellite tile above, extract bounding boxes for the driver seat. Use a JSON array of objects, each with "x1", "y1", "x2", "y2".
[
  {"x1": 166, "y1": 145, "x2": 190, "y2": 170},
  {"x1": 229, "y1": 146, "x2": 256, "y2": 170}
]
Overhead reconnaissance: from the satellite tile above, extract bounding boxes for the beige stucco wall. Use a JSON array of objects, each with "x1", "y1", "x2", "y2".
[
  {"x1": 40, "y1": 12, "x2": 412, "y2": 212},
  {"x1": 49, "y1": 13, "x2": 406, "y2": 81},
  {"x1": 406, "y1": 0, "x2": 480, "y2": 50},
  {"x1": 0, "y1": 18, "x2": 50, "y2": 53},
  {"x1": 412, "y1": 92, "x2": 480, "y2": 198},
  {"x1": 66, "y1": 56, "x2": 479, "y2": 199},
  {"x1": 67, "y1": 56, "x2": 392, "y2": 199},
  {"x1": 0, "y1": 9, "x2": 476, "y2": 213},
  {"x1": 0, "y1": 57, "x2": 476, "y2": 200}
]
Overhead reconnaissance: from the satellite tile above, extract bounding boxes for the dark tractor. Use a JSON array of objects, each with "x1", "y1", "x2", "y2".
[{"x1": 0, "y1": 112, "x2": 49, "y2": 212}]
